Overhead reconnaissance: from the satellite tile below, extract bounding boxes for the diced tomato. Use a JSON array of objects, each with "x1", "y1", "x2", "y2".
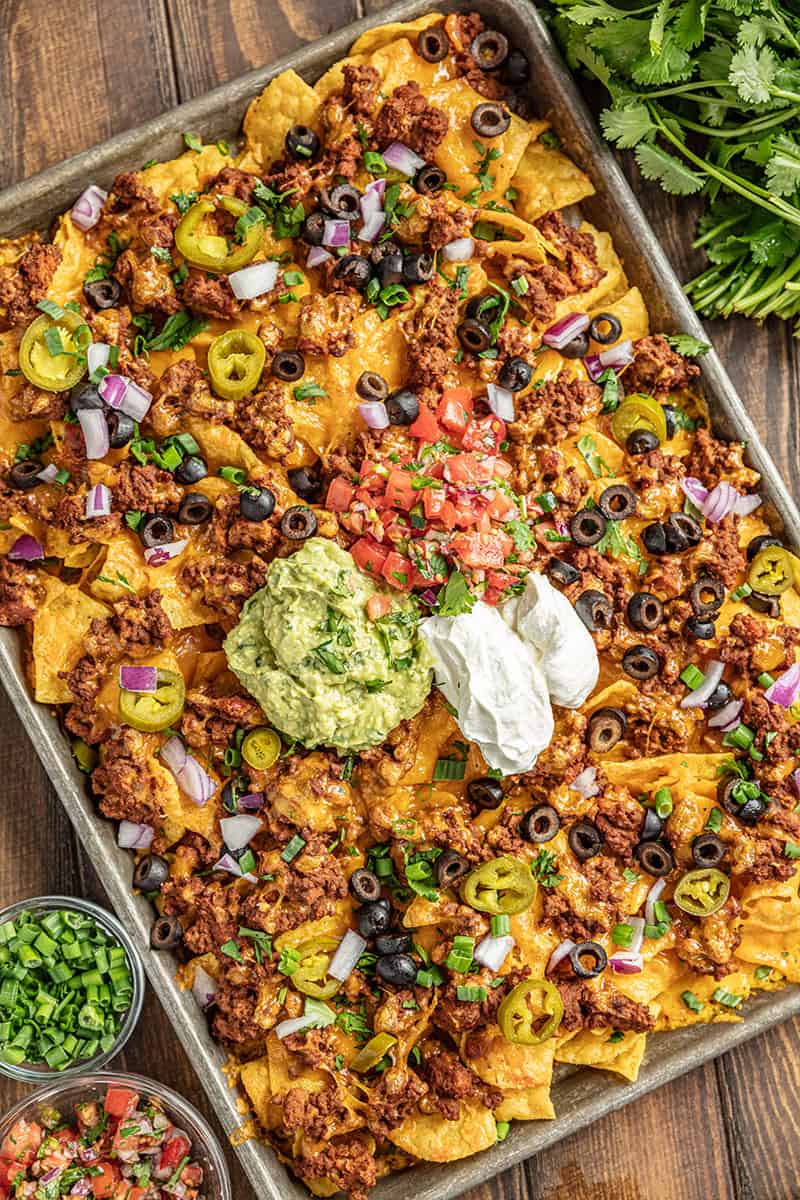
[
  {"x1": 452, "y1": 499, "x2": 482, "y2": 528},
  {"x1": 159, "y1": 1133, "x2": 192, "y2": 1174},
  {"x1": 485, "y1": 490, "x2": 516, "y2": 521},
  {"x1": 462, "y1": 414, "x2": 506, "y2": 454},
  {"x1": 104, "y1": 1088, "x2": 139, "y2": 1120},
  {"x1": 487, "y1": 570, "x2": 516, "y2": 592},
  {"x1": 493, "y1": 458, "x2": 513, "y2": 480},
  {"x1": 1, "y1": 1120, "x2": 42, "y2": 1167},
  {"x1": 408, "y1": 404, "x2": 442, "y2": 442},
  {"x1": 113, "y1": 1187, "x2": 146, "y2": 1200},
  {"x1": 366, "y1": 593, "x2": 393, "y2": 621},
  {"x1": 325, "y1": 476, "x2": 355, "y2": 512},
  {"x1": 91, "y1": 1162, "x2": 120, "y2": 1198},
  {"x1": 437, "y1": 387, "x2": 473, "y2": 436},
  {"x1": 384, "y1": 468, "x2": 416, "y2": 511},
  {"x1": 381, "y1": 551, "x2": 414, "y2": 590},
  {"x1": 351, "y1": 538, "x2": 389, "y2": 577},
  {"x1": 446, "y1": 452, "x2": 494, "y2": 485},
  {"x1": 451, "y1": 531, "x2": 513, "y2": 569},
  {"x1": 358, "y1": 460, "x2": 386, "y2": 490},
  {"x1": 422, "y1": 487, "x2": 445, "y2": 519}
]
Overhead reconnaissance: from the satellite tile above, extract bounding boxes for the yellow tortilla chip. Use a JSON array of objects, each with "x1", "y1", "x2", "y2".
[
  {"x1": 239, "y1": 1056, "x2": 272, "y2": 1127},
  {"x1": 428, "y1": 78, "x2": 532, "y2": 205},
  {"x1": 555, "y1": 1028, "x2": 647, "y2": 1082},
  {"x1": 388, "y1": 1099, "x2": 497, "y2": 1161},
  {"x1": 32, "y1": 577, "x2": 110, "y2": 703},
  {"x1": 274, "y1": 902, "x2": 352, "y2": 953},
  {"x1": 157, "y1": 757, "x2": 219, "y2": 843},
  {"x1": 590, "y1": 286, "x2": 649, "y2": 345},
  {"x1": 495, "y1": 1085, "x2": 555, "y2": 1121},
  {"x1": 350, "y1": 13, "x2": 444, "y2": 55},
  {"x1": 737, "y1": 875, "x2": 800, "y2": 981},
  {"x1": 511, "y1": 136, "x2": 596, "y2": 222},
  {"x1": 141, "y1": 145, "x2": 230, "y2": 207},
  {"x1": 462, "y1": 1025, "x2": 556, "y2": 1092},
  {"x1": 241, "y1": 70, "x2": 321, "y2": 171}
]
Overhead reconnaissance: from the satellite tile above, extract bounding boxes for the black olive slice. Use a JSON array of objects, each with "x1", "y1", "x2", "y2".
[
  {"x1": 598, "y1": 484, "x2": 637, "y2": 522},
  {"x1": 691, "y1": 832, "x2": 727, "y2": 868},
  {"x1": 588, "y1": 313, "x2": 622, "y2": 345},
  {"x1": 634, "y1": 841, "x2": 675, "y2": 877},
  {"x1": 569, "y1": 940, "x2": 607, "y2": 979},
  {"x1": 627, "y1": 592, "x2": 664, "y2": 632},
  {"x1": 519, "y1": 804, "x2": 560, "y2": 844},
  {"x1": 471, "y1": 102, "x2": 511, "y2": 138},
  {"x1": 436, "y1": 849, "x2": 471, "y2": 888},
  {"x1": 570, "y1": 509, "x2": 607, "y2": 547},
  {"x1": 350, "y1": 868, "x2": 381, "y2": 904},
  {"x1": 470, "y1": 29, "x2": 509, "y2": 70},
  {"x1": 622, "y1": 645, "x2": 661, "y2": 681},
  {"x1": 575, "y1": 590, "x2": 613, "y2": 632},
  {"x1": 281, "y1": 505, "x2": 318, "y2": 540},
  {"x1": 568, "y1": 819, "x2": 604, "y2": 862},
  {"x1": 587, "y1": 707, "x2": 627, "y2": 752},
  {"x1": 467, "y1": 777, "x2": 504, "y2": 810},
  {"x1": 417, "y1": 25, "x2": 449, "y2": 62}
]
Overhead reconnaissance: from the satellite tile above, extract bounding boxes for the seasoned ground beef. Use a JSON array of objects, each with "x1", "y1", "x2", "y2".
[
  {"x1": 181, "y1": 269, "x2": 240, "y2": 320},
  {"x1": 373, "y1": 81, "x2": 449, "y2": 159},
  {"x1": 8, "y1": 382, "x2": 68, "y2": 423},
  {"x1": 541, "y1": 890, "x2": 606, "y2": 943},
  {"x1": 557, "y1": 979, "x2": 655, "y2": 1032},
  {"x1": 152, "y1": 358, "x2": 233, "y2": 429},
  {"x1": 673, "y1": 897, "x2": 742, "y2": 979},
  {"x1": 208, "y1": 166, "x2": 258, "y2": 204},
  {"x1": 420, "y1": 1046, "x2": 501, "y2": 1119},
  {"x1": 180, "y1": 555, "x2": 269, "y2": 620},
  {"x1": 107, "y1": 171, "x2": 160, "y2": 214},
  {"x1": 401, "y1": 278, "x2": 459, "y2": 403},
  {"x1": 593, "y1": 790, "x2": 644, "y2": 863},
  {"x1": 293, "y1": 1136, "x2": 378, "y2": 1200},
  {"x1": 236, "y1": 382, "x2": 296, "y2": 458},
  {"x1": 0, "y1": 243, "x2": 62, "y2": 329},
  {"x1": 297, "y1": 293, "x2": 359, "y2": 358},
  {"x1": 624, "y1": 334, "x2": 700, "y2": 399},
  {"x1": 432, "y1": 968, "x2": 529, "y2": 1036},
  {"x1": 534, "y1": 211, "x2": 605, "y2": 292},
  {"x1": 0, "y1": 559, "x2": 45, "y2": 626},
  {"x1": 509, "y1": 371, "x2": 602, "y2": 447},
  {"x1": 111, "y1": 462, "x2": 182, "y2": 512},
  {"x1": 181, "y1": 685, "x2": 264, "y2": 751},
  {"x1": 341, "y1": 64, "x2": 381, "y2": 115},
  {"x1": 91, "y1": 727, "x2": 161, "y2": 825},
  {"x1": 114, "y1": 248, "x2": 180, "y2": 314}
]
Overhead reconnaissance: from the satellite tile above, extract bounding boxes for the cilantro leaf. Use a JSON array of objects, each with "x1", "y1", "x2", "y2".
[
  {"x1": 437, "y1": 571, "x2": 476, "y2": 617},
  {"x1": 664, "y1": 333, "x2": 711, "y2": 356},
  {"x1": 634, "y1": 141, "x2": 704, "y2": 195}
]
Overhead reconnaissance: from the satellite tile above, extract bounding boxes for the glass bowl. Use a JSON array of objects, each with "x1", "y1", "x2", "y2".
[
  {"x1": 0, "y1": 1070, "x2": 232, "y2": 1200},
  {"x1": 0, "y1": 895, "x2": 145, "y2": 1083}
]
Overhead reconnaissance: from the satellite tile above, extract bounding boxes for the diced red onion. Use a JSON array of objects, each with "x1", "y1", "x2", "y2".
[
  {"x1": 765, "y1": 662, "x2": 800, "y2": 708},
  {"x1": 542, "y1": 312, "x2": 589, "y2": 351},
  {"x1": 276, "y1": 1014, "x2": 316, "y2": 1040},
  {"x1": 547, "y1": 937, "x2": 576, "y2": 974},
  {"x1": 383, "y1": 141, "x2": 426, "y2": 176},
  {"x1": 610, "y1": 951, "x2": 643, "y2": 975},
  {"x1": 328, "y1": 929, "x2": 368, "y2": 981},
  {"x1": 570, "y1": 765, "x2": 599, "y2": 799},
  {"x1": 680, "y1": 659, "x2": 724, "y2": 709},
  {"x1": 220, "y1": 813, "x2": 263, "y2": 851},
  {"x1": 161, "y1": 735, "x2": 216, "y2": 806},
  {"x1": 360, "y1": 186, "x2": 383, "y2": 221},
  {"x1": 793, "y1": 768, "x2": 800, "y2": 798},
  {"x1": 191, "y1": 965, "x2": 218, "y2": 1011},
  {"x1": 212, "y1": 853, "x2": 257, "y2": 883},
  {"x1": 70, "y1": 184, "x2": 107, "y2": 232},
  {"x1": 77, "y1": 408, "x2": 110, "y2": 460},
  {"x1": 627, "y1": 916, "x2": 645, "y2": 955},
  {"x1": 358, "y1": 400, "x2": 390, "y2": 430},
  {"x1": 8, "y1": 534, "x2": 44, "y2": 562},
  {"x1": 598, "y1": 339, "x2": 633, "y2": 369},
  {"x1": 85, "y1": 482, "x2": 112, "y2": 519},
  {"x1": 359, "y1": 211, "x2": 386, "y2": 243},
  {"x1": 99, "y1": 373, "x2": 127, "y2": 410},
  {"x1": 119, "y1": 665, "x2": 158, "y2": 692},
  {"x1": 441, "y1": 237, "x2": 475, "y2": 262},
  {"x1": 36, "y1": 464, "x2": 59, "y2": 484},
  {"x1": 583, "y1": 354, "x2": 603, "y2": 381},
  {"x1": 41, "y1": 1168, "x2": 60, "y2": 1184},
  {"x1": 69, "y1": 1180, "x2": 94, "y2": 1196},
  {"x1": 120, "y1": 378, "x2": 153, "y2": 422},
  {"x1": 322, "y1": 219, "x2": 352, "y2": 248},
  {"x1": 419, "y1": 587, "x2": 439, "y2": 607},
  {"x1": 87, "y1": 343, "x2": 111, "y2": 376},
  {"x1": 645, "y1": 878, "x2": 666, "y2": 926},
  {"x1": 117, "y1": 820, "x2": 154, "y2": 850},
  {"x1": 144, "y1": 538, "x2": 188, "y2": 567},
  {"x1": 708, "y1": 697, "x2": 743, "y2": 730},
  {"x1": 679, "y1": 477, "x2": 761, "y2": 525},
  {"x1": 364, "y1": 177, "x2": 386, "y2": 205},
  {"x1": 228, "y1": 260, "x2": 279, "y2": 301},
  {"x1": 554, "y1": 515, "x2": 570, "y2": 539},
  {"x1": 307, "y1": 245, "x2": 333, "y2": 269},
  {"x1": 486, "y1": 383, "x2": 515, "y2": 422},
  {"x1": 474, "y1": 933, "x2": 515, "y2": 972},
  {"x1": 238, "y1": 791, "x2": 265, "y2": 811}
]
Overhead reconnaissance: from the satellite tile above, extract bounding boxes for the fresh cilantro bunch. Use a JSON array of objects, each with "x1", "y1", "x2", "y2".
[{"x1": 548, "y1": 0, "x2": 800, "y2": 329}]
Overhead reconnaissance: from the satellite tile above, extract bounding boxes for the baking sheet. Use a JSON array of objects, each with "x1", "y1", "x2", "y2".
[{"x1": 1, "y1": 1, "x2": 799, "y2": 1197}]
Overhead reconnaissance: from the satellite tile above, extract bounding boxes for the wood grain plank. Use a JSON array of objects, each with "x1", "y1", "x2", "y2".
[
  {"x1": 165, "y1": 0, "x2": 359, "y2": 102},
  {"x1": 0, "y1": 0, "x2": 177, "y2": 189}
]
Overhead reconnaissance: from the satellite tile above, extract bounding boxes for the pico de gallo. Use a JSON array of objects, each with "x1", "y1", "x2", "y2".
[
  {"x1": 327, "y1": 387, "x2": 541, "y2": 607},
  {"x1": 0, "y1": 1085, "x2": 207, "y2": 1199}
]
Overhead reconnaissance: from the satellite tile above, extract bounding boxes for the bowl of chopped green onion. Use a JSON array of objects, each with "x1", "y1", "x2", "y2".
[{"x1": 0, "y1": 896, "x2": 145, "y2": 1082}]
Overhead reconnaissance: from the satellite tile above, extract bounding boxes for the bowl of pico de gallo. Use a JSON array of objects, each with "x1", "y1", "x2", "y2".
[{"x1": 0, "y1": 1072, "x2": 232, "y2": 1199}]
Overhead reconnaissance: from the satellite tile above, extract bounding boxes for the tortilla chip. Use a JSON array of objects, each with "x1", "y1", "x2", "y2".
[
  {"x1": 88, "y1": 535, "x2": 216, "y2": 629},
  {"x1": 462, "y1": 1025, "x2": 556, "y2": 1092},
  {"x1": 274, "y1": 902, "x2": 352, "y2": 952},
  {"x1": 239, "y1": 1056, "x2": 272, "y2": 1127},
  {"x1": 32, "y1": 577, "x2": 110, "y2": 703},
  {"x1": 141, "y1": 145, "x2": 230, "y2": 207},
  {"x1": 511, "y1": 136, "x2": 596, "y2": 222},
  {"x1": 350, "y1": 13, "x2": 444, "y2": 55},
  {"x1": 157, "y1": 757, "x2": 219, "y2": 843},
  {"x1": 737, "y1": 875, "x2": 800, "y2": 982},
  {"x1": 388, "y1": 1099, "x2": 498, "y2": 1161},
  {"x1": 495, "y1": 1084, "x2": 555, "y2": 1121},
  {"x1": 589, "y1": 286, "x2": 649, "y2": 345},
  {"x1": 241, "y1": 70, "x2": 321, "y2": 171},
  {"x1": 555, "y1": 1028, "x2": 647, "y2": 1082}
]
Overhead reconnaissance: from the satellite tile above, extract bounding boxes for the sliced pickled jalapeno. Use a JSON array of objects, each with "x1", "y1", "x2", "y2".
[
  {"x1": 119, "y1": 668, "x2": 186, "y2": 732},
  {"x1": 20, "y1": 310, "x2": 91, "y2": 392},
  {"x1": 292, "y1": 936, "x2": 341, "y2": 999},
  {"x1": 673, "y1": 867, "x2": 730, "y2": 917},
  {"x1": 747, "y1": 545, "x2": 794, "y2": 596},
  {"x1": 610, "y1": 394, "x2": 667, "y2": 447},
  {"x1": 174, "y1": 195, "x2": 263, "y2": 273},
  {"x1": 350, "y1": 1031, "x2": 397, "y2": 1072},
  {"x1": 498, "y1": 979, "x2": 564, "y2": 1045},
  {"x1": 241, "y1": 727, "x2": 281, "y2": 771},
  {"x1": 207, "y1": 329, "x2": 266, "y2": 401},
  {"x1": 461, "y1": 855, "x2": 537, "y2": 916}
]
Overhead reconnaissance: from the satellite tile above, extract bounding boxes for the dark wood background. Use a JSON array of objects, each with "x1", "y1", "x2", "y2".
[{"x1": 2, "y1": 1, "x2": 799, "y2": 1196}]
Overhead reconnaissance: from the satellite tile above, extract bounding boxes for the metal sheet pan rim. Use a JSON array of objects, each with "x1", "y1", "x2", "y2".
[{"x1": 1, "y1": 2, "x2": 799, "y2": 1198}]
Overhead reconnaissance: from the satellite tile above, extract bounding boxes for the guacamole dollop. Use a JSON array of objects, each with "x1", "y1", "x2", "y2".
[{"x1": 223, "y1": 537, "x2": 433, "y2": 753}]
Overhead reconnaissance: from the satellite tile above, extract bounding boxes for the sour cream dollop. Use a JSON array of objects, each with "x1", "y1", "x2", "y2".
[
  {"x1": 500, "y1": 573, "x2": 599, "y2": 708},
  {"x1": 421, "y1": 604, "x2": 554, "y2": 776}
]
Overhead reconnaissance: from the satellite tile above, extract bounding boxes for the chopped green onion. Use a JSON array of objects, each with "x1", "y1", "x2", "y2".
[
  {"x1": 433, "y1": 757, "x2": 466, "y2": 781},
  {"x1": 680, "y1": 664, "x2": 704, "y2": 690},
  {"x1": 681, "y1": 990, "x2": 704, "y2": 1013},
  {"x1": 705, "y1": 807, "x2": 723, "y2": 833},
  {"x1": 281, "y1": 835, "x2": 306, "y2": 863},
  {"x1": 491, "y1": 914, "x2": 510, "y2": 937},
  {"x1": 712, "y1": 987, "x2": 742, "y2": 1008},
  {"x1": 758, "y1": 672, "x2": 775, "y2": 689},
  {"x1": 456, "y1": 985, "x2": 487, "y2": 1002},
  {"x1": 612, "y1": 923, "x2": 633, "y2": 948},
  {"x1": 723, "y1": 723, "x2": 755, "y2": 751},
  {"x1": 654, "y1": 787, "x2": 673, "y2": 819}
]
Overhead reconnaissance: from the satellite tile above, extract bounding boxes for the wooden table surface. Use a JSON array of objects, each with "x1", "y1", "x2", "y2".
[{"x1": 2, "y1": 1, "x2": 800, "y2": 1197}]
